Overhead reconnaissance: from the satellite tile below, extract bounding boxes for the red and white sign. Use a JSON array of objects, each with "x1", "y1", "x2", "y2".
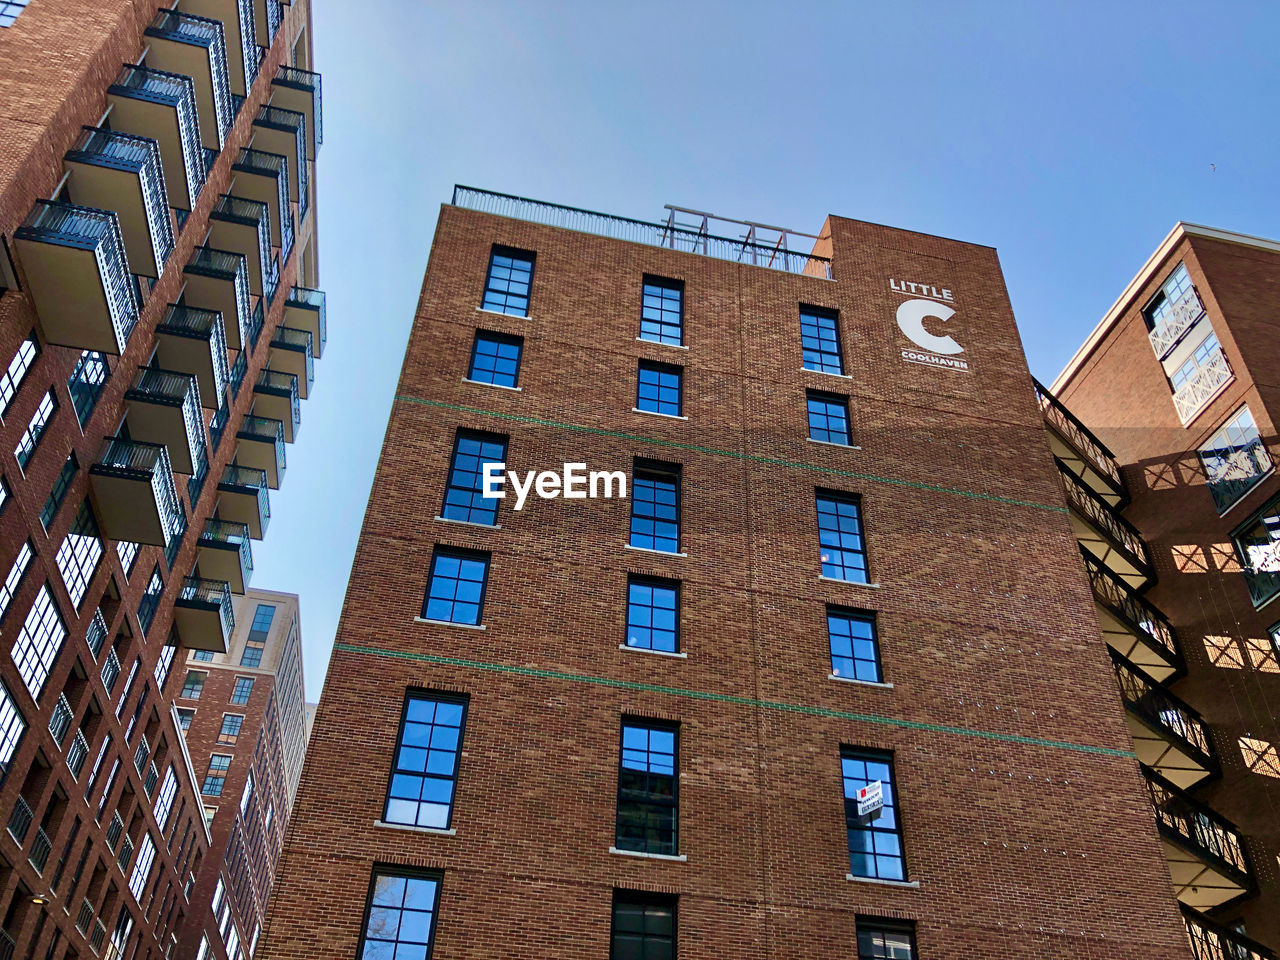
[{"x1": 856, "y1": 780, "x2": 884, "y2": 819}]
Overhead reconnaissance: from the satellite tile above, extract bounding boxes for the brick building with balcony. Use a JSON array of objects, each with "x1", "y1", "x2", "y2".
[{"x1": 0, "y1": 0, "x2": 324, "y2": 956}]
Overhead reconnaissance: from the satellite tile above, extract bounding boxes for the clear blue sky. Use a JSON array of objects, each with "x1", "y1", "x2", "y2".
[{"x1": 257, "y1": 0, "x2": 1280, "y2": 699}]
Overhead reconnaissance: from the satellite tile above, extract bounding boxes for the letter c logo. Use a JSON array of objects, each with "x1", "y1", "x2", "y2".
[{"x1": 896, "y1": 299, "x2": 964, "y2": 355}]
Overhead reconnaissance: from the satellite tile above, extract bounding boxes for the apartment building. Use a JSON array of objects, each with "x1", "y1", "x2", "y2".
[{"x1": 0, "y1": 0, "x2": 324, "y2": 956}]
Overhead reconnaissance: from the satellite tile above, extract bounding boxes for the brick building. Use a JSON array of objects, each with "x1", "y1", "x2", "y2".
[
  {"x1": 264, "y1": 188, "x2": 1197, "y2": 958},
  {"x1": 175, "y1": 588, "x2": 307, "y2": 960},
  {"x1": 0, "y1": 0, "x2": 324, "y2": 956}
]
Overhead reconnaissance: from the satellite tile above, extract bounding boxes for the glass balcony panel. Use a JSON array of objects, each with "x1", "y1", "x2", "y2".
[
  {"x1": 124, "y1": 368, "x2": 206, "y2": 475},
  {"x1": 106, "y1": 64, "x2": 204, "y2": 211},
  {"x1": 208, "y1": 195, "x2": 272, "y2": 297},
  {"x1": 269, "y1": 325, "x2": 314, "y2": 398},
  {"x1": 231, "y1": 148, "x2": 289, "y2": 248},
  {"x1": 88, "y1": 439, "x2": 183, "y2": 547},
  {"x1": 174, "y1": 576, "x2": 235, "y2": 652},
  {"x1": 236, "y1": 416, "x2": 286, "y2": 488},
  {"x1": 155, "y1": 304, "x2": 230, "y2": 406},
  {"x1": 197, "y1": 518, "x2": 253, "y2": 594},
  {"x1": 284, "y1": 286, "x2": 325, "y2": 358},
  {"x1": 183, "y1": 246, "x2": 250, "y2": 351},
  {"x1": 145, "y1": 10, "x2": 233, "y2": 151},
  {"x1": 271, "y1": 65, "x2": 322, "y2": 156},
  {"x1": 217, "y1": 465, "x2": 270, "y2": 539},
  {"x1": 252, "y1": 368, "x2": 300, "y2": 442}
]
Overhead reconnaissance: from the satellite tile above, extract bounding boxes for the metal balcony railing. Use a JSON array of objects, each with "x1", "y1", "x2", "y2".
[
  {"x1": 0, "y1": 930, "x2": 14, "y2": 960},
  {"x1": 257, "y1": 368, "x2": 300, "y2": 427},
  {"x1": 187, "y1": 246, "x2": 250, "y2": 348},
  {"x1": 76, "y1": 898, "x2": 94, "y2": 935},
  {"x1": 248, "y1": 298, "x2": 264, "y2": 352},
  {"x1": 266, "y1": 251, "x2": 280, "y2": 304},
  {"x1": 133, "y1": 735, "x2": 150, "y2": 774},
  {"x1": 108, "y1": 64, "x2": 205, "y2": 202},
  {"x1": 453, "y1": 185, "x2": 834, "y2": 279},
  {"x1": 209, "y1": 405, "x2": 230, "y2": 452},
  {"x1": 1033, "y1": 378, "x2": 1124, "y2": 499},
  {"x1": 179, "y1": 577, "x2": 236, "y2": 637},
  {"x1": 146, "y1": 10, "x2": 232, "y2": 144},
  {"x1": 1205, "y1": 435, "x2": 1273, "y2": 514},
  {"x1": 87, "y1": 608, "x2": 108, "y2": 659},
  {"x1": 1145, "y1": 766, "x2": 1251, "y2": 878},
  {"x1": 1149, "y1": 287, "x2": 1207, "y2": 360},
  {"x1": 101, "y1": 648, "x2": 121, "y2": 694},
  {"x1": 221, "y1": 464, "x2": 270, "y2": 528},
  {"x1": 1057, "y1": 459, "x2": 1151, "y2": 571},
  {"x1": 239, "y1": 416, "x2": 286, "y2": 474},
  {"x1": 287, "y1": 286, "x2": 326, "y2": 356},
  {"x1": 116, "y1": 833, "x2": 133, "y2": 871},
  {"x1": 230, "y1": 350, "x2": 247, "y2": 398},
  {"x1": 266, "y1": 0, "x2": 282, "y2": 43},
  {"x1": 129, "y1": 367, "x2": 206, "y2": 472},
  {"x1": 105, "y1": 811, "x2": 123, "y2": 851},
  {"x1": 201, "y1": 519, "x2": 253, "y2": 575},
  {"x1": 67, "y1": 729, "x2": 90, "y2": 778},
  {"x1": 1183, "y1": 904, "x2": 1276, "y2": 960},
  {"x1": 15, "y1": 201, "x2": 138, "y2": 351},
  {"x1": 234, "y1": 147, "x2": 291, "y2": 235},
  {"x1": 94, "y1": 439, "x2": 184, "y2": 548},
  {"x1": 1173, "y1": 350, "x2": 1234, "y2": 424},
  {"x1": 235, "y1": 0, "x2": 258, "y2": 90},
  {"x1": 48, "y1": 694, "x2": 74, "y2": 745},
  {"x1": 275, "y1": 65, "x2": 323, "y2": 145},
  {"x1": 212, "y1": 194, "x2": 273, "y2": 288},
  {"x1": 144, "y1": 762, "x2": 159, "y2": 798},
  {"x1": 6, "y1": 797, "x2": 32, "y2": 845},
  {"x1": 272, "y1": 324, "x2": 314, "y2": 381},
  {"x1": 256, "y1": 104, "x2": 306, "y2": 155},
  {"x1": 1112, "y1": 649, "x2": 1217, "y2": 768},
  {"x1": 68, "y1": 350, "x2": 110, "y2": 429},
  {"x1": 1082, "y1": 549, "x2": 1181, "y2": 665},
  {"x1": 89, "y1": 918, "x2": 106, "y2": 954},
  {"x1": 28, "y1": 826, "x2": 51, "y2": 874}
]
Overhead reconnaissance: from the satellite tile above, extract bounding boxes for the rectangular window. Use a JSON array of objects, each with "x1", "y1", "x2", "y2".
[
  {"x1": 176, "y1": 707, "x2": 195, "y2": 732},
  {"x1": 202, "y1": 754, "x2": 232, "y2": 796},
  {"x1": 441, "y1": 430, "x2": 508, "y2": 526},
  {"x1": 384, "y1": 693, "x2": 466, "y2": 830},
  {"x1": 1143, "y1": 262, "x2": 1196, "y2": 331},
  {"x1": 218, "y1": 714, "x2": 245, "y2": 746},
  {"x1": 0, "y1": 0, "x2": 31, "y2": 27},
  {"x1": 358, "y1": 870, "x2": 441, "y2": 960},
  {"x1": 241, "y1": 603, "x2": 275, "y2": 667},
  {"x1": 68, "y1": 350, "x2": 109, "y2": 428},
  {"x1": 806, "y1": 391, "x2": 852, "y2": 445},
  {"x1": 154, "y1": 641, "x2": 176, "y2": 689},
  {"x1": 0, "y1": 477, "x2": 9, "y2": 515},
  {"x1": 15, "y1": 389, "x2": 57, "y2": 470},
  {"x1": 800, "y1": 306, "x2": 843, "y2": 375},
  {"x1": 640, "y1": 277, "x2": 684, "y2": 346},
  {"x1": 856, "y1": 920, "x2": 916, "y2": 959},
  {"x1": 0, "y1": 541, "x2": 33, "y2": 621},
  {"x1": 630, "y1": 461, "x2": 681, "y2": 553},
  {"x1": 230, "y1": 676, "x2": 255, "y2": 705},
  {"x1": 611, "y1": 891, "x2": 676, "y2": 960},
  {"x1": 842, "y1": 749, "x2": 905, "y2": 881},
  {"x1": 421, "y1": 547, "x2": 490, "y2": 626},
  {"x1": 41, "y1": 454, "x2": 78, "y2": 529},
  {"x1": 154, "y1": 766, "x2": 178, "y2": 830},
  {"x1": 636, "y1": 361, "x2": 682, "y2": 417},
  {"x1": 137, "y1": 566, "x2": 163, "y2": 636},
  {"x1": 0, "y1": 335, "x2": 38, "y2": 417},
  {"x1": 0, "y1": 679, "x2": 26, "y2": 779},
  {"x1": 240, "y1": 768, "x2": 255, "y2": 817},
  {"x1": 817, "y1": 491, "x2": 868, "y2": 584},
  {"x1": 116, "y1": 540, "x2": 139, "y2": 577},
  {"x1": 616, "y1": 719, "x2": 678, "y2": 856},
  {"x1": 482, "y1": 246, "x2": 534, "y2": 316},
  {"x1": 625, "y1": 576, "x2": 679, "y2": 653},
  {"x1": 1200, "y1": 406, "x2": 1272, "y2": 513},
  {"x1": 128, "y1": 832, "x2": 156, "y2": 901},
  {"x1": 12, "y1": 584, "x2": 67, "y2": 701},
  {"x1": 1170, "y1": 332, "x2": 1222, "y2": 392},
  {"x1": 56, "y1": 501, "x2": 102, "y2": 610},
  {"x1": 193, "y1": 649, "x2": 214, "y2": 662},
  {"x1": 467, "y1": 331, "x2": 523, "y2": 388},
  {"x1": 828, "y1": 608, "x2": 882, "y2": 683},
  {"x1": 180, "y1": 671, "x2": 206, "y2": 700}
]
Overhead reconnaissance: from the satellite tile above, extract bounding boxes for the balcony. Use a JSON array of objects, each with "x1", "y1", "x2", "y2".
[
  {"x1": 67, "y1": 729, "x2": 89, "y2": 778},
  {"x1": 271, "y1": 66, "x2": 322, "y2": 157},
  {"x1": 87, "y1": 608, "x2": 108, "y2": 660},
  {"x1": 1183, "y1": 905, "x2": 1276, "y2": 960},
  {"x1": 181, "y1": 0, "x2": 258, "y2": 97},
  {"x1": 6, "y1": 797, "x2": 31, "y2": 845},
  {"x1": 124, "y1": 368, "x2": 206, "y2": 475},
  {"x1": 229, "y1": 350, "x2": 248, "y2": 400},
  {"x1": 253, "y1": 369, "x2": 300, "y2": 442},
  {"x1": 197, "y1": 519, "x2": 253, "y2": 594},
  {"x1": 1205, "y1": 435, "x2": 1273, "y2": 515},
  {"x1": 1173, "y1": 350, "x2": 1235, "y2": 424},
  {"x1": 1033, "y1": 378, "x2": 1126, "y2": 507},
  {"x1": 101, "y1": 648, "x2": 121, "y2": 695},
  {"x1": 106, "y1": 64, "x2": 205, "y2": 211},
  {"x1": 253, "y1": 0, "x2": 282, "y2": 50},
  {"x1": 284, "y1": 286, "x2": 326, "y2": 358},
  {"x1": 217, "y1": 465, "x2": 270, "y2": 539},
  {"x1": 236, "y1": 416, "x2": 286, "y2": 488},
  {"x1": 1082, "y1": 549, "x2": 1182, "y2": 682},
  {"x1": 1150, "y1": 287, "x2": 1207, "y2": 360},
  {"x1": 174, "y1": 576, "x2": 235, "y2": 653},
  {"x1": 63, "y1": 127, "x2": 174, "y2": 278},
  {"x1": 184, "y1": 246, "x2": 251, "y2": 351},
  {"x1": 155, "y1": 304, "x2": 230, "y2": 405},
  {"x1": 1057, "y1": 459, "x2": 1152, "y2": 588},
  {"x1": 232, "y1": 148, "x2": 291, "y2": 251},
  {"x1": 88, "y1": 439, "x2": 184, "y2": 548},
  {"x1": 208, "y1": 195, "x2": 274, "y2": 297},
  {"x1": 12, "y1": 200, "x2": 138, "y2": 354},
  {"x1": 253, "y1": 105, "x2": 306, "y2": 204},
  {"x1": 1111, "y1": 648, "x2": 1218, "y2": 788},
  {"x1": 270, "y1": 325, "x2": 314, "y2": 398},
  {"x1": 28, "y1": 827, "x2": 50, "y2": 874},
  {"x1": 105, "y1": 811, "x2": 123, "y2": 852},
  {"x1": 48, "y1": 694, "x2": 73, "y2": 745},
  {"x1": 144, "y1": 10, "x2": 233, "y2": 151},
  {"x1": 1145, "y1": 766, "x2": 1253, "y2": 909}
]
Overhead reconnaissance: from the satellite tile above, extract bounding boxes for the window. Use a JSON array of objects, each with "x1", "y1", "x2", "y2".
[
  {"x1": 358, "y1": 870, "x2": 441, "y2": 960},
  {"x1": 0, "y1": 477, "x2": 9, "y2": 515},
  {"x1": 467, "y1": 331, "x2": 522, "y2": 388},
  {"x1": 842, "y1": 749, "x2": 906, "y2": 881},
  {"x1": 225, "y1": 924, "x2": 241, "y2": 958},
  {"x1": 176, "y1": 708, "x2": 195, "y2": 733},
  {"x1": 421, "y1": 548, "x2": 489, "y2": 626},
  {"x1": 636, "y1": 361, "x2": 682, "y2": 417},
  {"x1": 56, "y1": 501, "x2": 102, "y2": 609},
  {"x1": 817, "y1": 491, "x2": 868, "y2": 584},
  {"x1": 828, "y1": 609, "x2": 882, "y2": 683},
  {"x1": 241, "y1": 603, "x2": 275, "y2": 667},
  {"x1": 41, "y1": 454, "x2": 78, "y2": 528},
  {"x1": 1170, "y1": 332, "x2": 1223, "y2": 392},
  {"x1": 180, "y1": 671, "x2": 206, "y2": 700},
  {"x1": 630, "y1": 462, "x2": 680, "y2": 553},
  {"x1": 15, "y1": 389, "x2": 57, "y2": 470},
  {"x1": 128, "y1": 832, "x2": 156, "y2": 901},
  {"x1": 441, "y1": 430, "x2": 508, "y2": 526},
  {"x1": 203, "y1": 805, "x2": 216, "y2": 831},
  {"x1": 611, "y1": 891, "x2": 676, "y2": 960},
  {"x1": 202, "y1": 754, "x2": 232, "y2": 796},
  {"x1": 137, "y1": 566, "x2": 163, "y2": 635},
  {"x1": 0, "y1": 679, "x2": 26, "y2": 779},
  {"x1": 482, "y1": 246, "x2": 534, "y2": 316},
  {"x1": 230, "y1": 676, "x2": 255, "y2": 705},
  {"x1": 12, "y1": 584, "x2": 67, "y2": 701},
  {"x1": 625, "y1": 577, "x2": 679, "y2": 653},
  {"x1": 0, "y1": 0, "x2": 30, "y2": 27},
  {"x1": 240, "y1": 768, "x2": 255, "y2": 817},
  {"x1": 0, "y1": 541, "x2": 33, "y2": 620},
  {"x1": 0, "y1": 335, "x2": 38, "y2": 416},
  {"x1": 196, "y1": 936, "x2": 211, "y2": 960},
  {"x1": 384, "y1": 693, "x2": 466, "y2": 830},
  {"x1": 856, "y1": 920, "x2": 916, "y2": 959},
  {"x1": 640, "y1": 277, "x2": 684, "y2": 346},
  {"x1": 616, "y1": 720, "x2": 678, "y2": 856},
  {"x1": 807, "y1": 391, "x2": 852, "y2": 445},
  {"x1": 218, "y1": 714, "x2": 245, "y2": 746},
  {"x1": 154, "y1": 640, "x2": 176, "y2": 689},
  {"x1": 1143, "y1": 263, "x2": 1197, "y2": 331},
  {"x1": 116, "y1": 540, "x2": 139, "y2": 576},
  {"x1": 193, "y1": 650, "x2": 214, "y2": 662},
  {"x1": 154, "y1": 766, "x2": 178, "y2": 830},
  {"x1": 1200, "y1": 406, "x2": 1271, "y2": 513},
  {"x1": 68, "y1": 350, "x2": 109, "y2": 428},
  {"x1": 800, "y1": 306, "x2": 843, "y2": 375}
]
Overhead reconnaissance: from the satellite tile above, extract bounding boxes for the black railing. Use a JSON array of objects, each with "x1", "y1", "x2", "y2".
[
  {"x1": 1144, "y1": 766, "x2": 1252, "y2": 883},
  {"x1": 229, "y1": 351, "x2": 247, "y2": 399},
  {"x1": 209, "y1": 405, "x2": 230, "y2": 452},
  {"x1": 275, "y1": 65, "x2": 323, "y2": 146},
  {"x1": 158, "y1": 304, "x2": 231, "y2": 406},
  {"x1": 28, "y1": 827, "x2": 50, "y2": 874},
  {"x1": 212, "y1": 195, "x2": 273, "y2": 294},
  {"x1": 1056, "y1": 459, "x2": 1151, "y2": 571},
  {"x1": 186, "y1": 246, "x2": 250, "y2": 348},
  {"x1": 1204, "y1": 435, "x2": 1273, "y2": 514},
  {"x1": 1111, "y1": 648, "x2": 1217, "y2": 769},
  {"x1": 201, "y1": 519, "x2": 253, "y2": 576},
  {"x1": 287, "y1": 286, "x2": 326, "y2": 356},
  {"x1": 220, "y1": 465, "x2": 270, "y2": 529},
  {"x1": 93, "y1": 438, "x2": 184, "y2": 548},
  {"x1": 146, "y1": 10, "x2": 232, "y2": 144},
  {"x1": 100, "y1": 648, "x2": 121, "y2": 694},
  {"x1": 87, "y1": 608, "x2": 108, "y2": 659},
  {"x1": 233, "y1": 147, "x2": 291, "y2": 246},
  {"x1": 1183, "y1": 904, "x2": 1276, "y2": 960},
  {"x1": 66, "y1": 729, "x2": 89, "y2": 779},
  {"x1": 1033, "y1": 378, "x2": 1125, "y2": 496},
  {"x1": 178, "y1": 576, "x2": 236, "y2": 637},
  {"x1": 266, "y1": 0, "x2": 282, "y2": 44},
  {"x1": 108, "y1": 65, "x2": 205, "y2": 202},
  {"x1": 271, "y1": 325, "x2": 314, "y2": 385},
  {"x1": 248, "y1": 299, "x2": 264, "y2": 352},
  {"x1": 1081, "y1": 549, "x2": 1181, "y2": 665},
  {"x1": 239, "y1": 416, "x2": 286, "y2": 474},
  {"x1": 48, "y1": 694, "x2": 73, "y2": 745},
  {"x1": 256, "y1": 369, "x2": 300, "y2": 428},
  {"x1": 6, "y1": 797, "x2": 32, "y2": 845}
]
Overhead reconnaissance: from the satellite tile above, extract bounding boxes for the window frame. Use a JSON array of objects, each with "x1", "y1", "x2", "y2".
[
  {"x1": 629, "y1": 460, "x2": 682, "y2": 554},
  {"x1": 381, "y1": 690, "x2": 468, "y2": 831},
  {"x1": 421, "y1": 546, "x2": 491, "y2": 626},
  {"x1": 356, "y1": 866, "x2": 444, "y2": 960},
  {"x1": 610, "y1": 889, "x2": 677, "y2": 960},
  {"x1": 615, "y1": 717, "x2": 680, "y2": 857},
  {"x1": 440, "y1": 429, "x2": 509, "y2": 527},
  {"x1": 842, "y1": 747, "x2": 908, "y2": 883},
  {"x1": 636, "y1": 360, "x2": 684, "y2": 417},
  {"x1": 639, "y1": 276, "x2": 685, "y2": 347},
  {"x1": 467, "y1": 330, "x2": 523, "y2": 388},
  {"x1": 806, "y1": 390, "x2": 853, "y2": 445},
  {"x1": 800, "y1": 305, "x2": 844, "y2": 375},
  {"x1": 855, "y1": 917, "x2": 917, "y2": 960},
  {"x1": 827, "y1": 607, "x2": 883, "y2": 684},
  {"x1": 624, "y1": 575, "x2": 680, "y2": 654},
  {"x1": 230, "y1": 676, "x2": 255, "y2": 705},
  {"x1": 481, "y1": 245, "x2": 535, "y2": 317},
  {"x1": 816, "y1": 489, "x2": 870, "y2": 584}
]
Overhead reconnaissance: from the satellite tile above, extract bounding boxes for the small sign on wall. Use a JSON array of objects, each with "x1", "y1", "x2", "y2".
[{"x1": 856, "y1": 780, "x2": 884, "y2": 821}]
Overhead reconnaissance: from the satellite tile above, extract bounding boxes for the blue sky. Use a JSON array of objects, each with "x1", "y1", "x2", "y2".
[{"x1": 258, "y1": 0, "x2": 1280, "y2": 698}]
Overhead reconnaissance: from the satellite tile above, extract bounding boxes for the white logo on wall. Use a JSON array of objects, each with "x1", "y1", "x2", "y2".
[{"x1": 890, "y1": 279, "x2": 970, "y2": 372}]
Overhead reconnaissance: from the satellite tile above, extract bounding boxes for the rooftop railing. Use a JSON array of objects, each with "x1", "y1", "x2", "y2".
[{"x1": 109, "y1": 64, "x2": 205, "y2": 200}]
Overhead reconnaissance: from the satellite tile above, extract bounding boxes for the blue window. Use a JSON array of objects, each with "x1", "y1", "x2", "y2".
[
  {"x1": 626, "y1": 577, "x2": 679, "y2": 653},
  {"x1": 422, "y1": 548, "x2": 490, "y2": 626},
  {"x1": 192, "y1": 650, "x2": 214, "y2": 662},
  {"x1": 137, "y1": 566, "x2": 163, "y2": 636},
  {"x1": 842, "y1": 749, "x2": 905, "y2": 881},
  {"x1": 468, "y1": 331, "x2": 522, "y2": 388},
  {"x1": 817, "y1": 491, "x2": 868, "y2": 583},
  {"x1": 230, "y1": 676, "x2": 254, "y2": 705},
  {"x1": 807, "y1": 391, "x2": 851, "y2": 445},
  {"x1": 636, "y1": 361, "x2": 682, "y2": 417},
  {"x1": 0, "y1": 1, "x2": 29, "y2": 28},
  {"x1": 441, "y1": 430, "x2": 507, "y2": 526},
  {"x1": 800, "y1": 306, "x2": 843, "y2": 375},
  {"x1": 616, "y1": 720, "x2": 678, "y2": 856},
  {"x1": 359, "y1": 870, "x2": 441, "y2": 960},
  {"x1": 640, "y1": 277, "x2": 683, "y2": 346},
  {"x1": 241, "y1": 603, "x2": 275, "y2": 667},
  {"x1": 828, "y1": 609, "x2": 881, "y2": 683},
  {"x1": 384, "y1": 693, "x2": 466, "y2": 830},
  {"x1": 15, "y1": 390, "x2": 57, "y2": 470},
  {"x1": 482, "y1": 246, "x2": 534, "y2": 316},
  {"x1": 630, "y1": 462, "x2": 680, "y2": 553}
]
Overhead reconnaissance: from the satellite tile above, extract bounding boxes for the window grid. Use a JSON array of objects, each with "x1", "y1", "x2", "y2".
[
  {"x1": 611, "y1": 891, "x2": 676, "y2": 960},
  {"x1": 828, "y1": 609, "x2": 882, "y2": 683},
  {"x1": 1200, "y1": 405, "x2": 1271, "y2": 513},
  {"x1": 384, "y1": 693, "x2": 467, "y2": 830},
  {"x1": 630, "y1": 464, "x2": 680, "y2": 553},
  {"x1": 482, "y1": 246, "x2": 534, "y2": 316},
  {"x1": 202, "y1": 754, "x2": 232, "y2": 796},
  {"x1": 421, "y1": 548, "x2": 490, "y2": 626},
  {"x1": 15, "y1": 389, "x2": 57, "y2": 470},
  {"x1": 154, "y1": 766, "x2": 177, "y2": 830},
  {"x1": 180, "y1": 671, "x2": 206, "y2": 700},
  {"x1": 807, "y1": 391, "x2": 852, "y2": 445},
  {"x1": 0, "y1": 0, "x2": 30, "y2": 27},
  {"x1": 0, "y1": 679, "x2": 26, "y2": 778},
  {"x1": 192, "y1": 650, "x2": 214, "y2": 662},
  {"x1": 817, "y1": 491, "x2": 869, "y2": 584},
  {"x1": 1144, "y1": 263, "x2": 1195, "y2": 330},
  {"x1": 176, "y1": 708, "x2": 194, "y2": 733},
  {"x1": 218, "y1": 714, "x2": 245, "y2": 746},
  {"x1": 0, "y1": 541, "x2": 33, "y2": 621},
  {"x1": 640, "y1": 278, "x2": 684, "y2": 346},
  {"x1": 468, "y1": 331, "x2": 523, "y2": 388},
  {"x1": 116, "y1": 540, "x2": 139, "y2": 577},
  {"x1": 801, "y1": 306, "x2": 843, "y2": 375},
  {"x1": 0, "y1": 336, "x2": 38, "y2": 417},
  {"x1": 843, "y1": 749, "x2": 906, "y2": 882},
  {"x1": 616, "y1": 720, "x2": 678, "y2": 856},
  {"x1": 127, "y1": 832, "x2": 156, "y2": 901},
  {"x1": 441, "y1": 431, "x2": 507, "y2": 526},
  {"x1": 1171, "y1": 333, "x2": 1222, "y2": 391},
  {"x1": 230, "y1": 677, "x2": 254, "y2": 705},
  {"x1": 625, "y1": 577, "x2": 679, "y2": 653},
  {"x1": 137, "y1": 566, "x2": 163, "y2": 636},
  {"x1": 41, "y1": 454, "x2": 78, "y2": 529},
  {"x1": 359, "y1": 870, "x2": 441, "y2": 960},
  {"x1": 241, "y1": 603, "x2": 275, "y2": 667},
  {"x1": 12, "y1": 584, "x2": 67, "y2": 701},
  {"x1": 154, "y1": 642, "x2": 176, "y2": 689},
  {"x1": 856, "y1": 921, "x2": 916, "y2": 960},
  {"x1": 68, "y1": 350, "x2": 109, "y2": 428},
  {"x1": 56, "y1": 501, "x2": 102, "y2": 610},
  {"x1": 637, "y1": 361, "x2": 683, "y2": 417}
]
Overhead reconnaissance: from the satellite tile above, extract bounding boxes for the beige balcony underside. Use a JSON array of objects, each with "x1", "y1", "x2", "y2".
[
  {"x1": 284, "y1": 301, "x2": 321, "y2": 345},
  {"x1": 207, "y1": 218, "x2": 264, "y2": 297},
  {"x1": 197, "y1": 541, "x2": 248, "y2": 594},
  {"x1": 1046, "y1": 431, "x2": 1120, "y2": 507},
  {"x1": 1070, "y1": 515, "x2": 1147, "y2": 590},
  {"x1": 217, "y1": 484, "x2": 265, "y2": 539},
  {"x1": 145, "y1": 37, "x2": 221, "y2": 151},
  {"x1": 251, "y1": 386, "x2": 295, "y2": 442},
  {"x1": 64, "y1": 160, "x2": 162, "y2": 278},
  {"x1": 105, "y1": 93, "x2": 196, "y2": 210},
  {"x1": 11, "y1": 238, "x2": 118, "y2": 353},
  {"x1": 155, "y1": 328, "x2": 221, "y2": 404},
  {"x1": 181, "y1": 0, "x2": 250, "y2": 96},
  {"x1": 174, "y1": 600, "x2": 229, "y2": 653},
  {"x1": 1124, "y1": 715, "x2": 1213, "y2": 791},
  {"x1": 1162, "y1": 837, "x2": 1247, "y2": 910},
  {"x1": 270, "y1": 83, "x2": 316, "y2": 159},
  {"x1": 183, "y1": 272, "x2": 243, "y2": 351},
  {"x1": 250, "y1": 122, "x2": 300, "y2": 202},
  {"x1": 126, "y1": 399, "x2": 197, "y2": 474},
  {"x1": 235, "y1": 435, "x2": 281, "y2": 488},
  {"x1": 1095, "y1": 604, "x2": 1177, "y2": 683},
  {"x1": 88, "y1": 471, "x2": 167, "y2": 545},
  {"x1": 229, "y1": 166, "x2": 284, "y2": 246},
  {"x1": 269, "y1": 344, "x2": 309, "y2": 398}
]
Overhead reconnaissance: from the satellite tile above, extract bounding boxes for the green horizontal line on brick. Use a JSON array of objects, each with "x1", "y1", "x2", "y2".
[
  {"x1": 334, "y1": 642, "x2": 1133, "y2": 759},
  {"x1": 394, "y1": 394, "x2": 1068, "y2": 514}
]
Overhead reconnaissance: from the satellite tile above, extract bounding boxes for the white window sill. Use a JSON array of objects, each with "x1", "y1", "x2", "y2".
[
  {"x1": 807, "y1": 438, "x2": 861, "y2": 450},
  {"x1": 475, "y1": 306, "x2": 531, "y2": 320},
  {"x1": 413, "y1": 617, "x2": 487, "y2": 631},
  {"x1": 374, "y1": 820, "x2": 457, "y2": 837},
  {"x1": 637, "y1": 337, "x2": 688, "y2": 350},
  {"x1": 819, "y1": 576, "x2": 881, "y2": 589},
  {"x1": 804, "y1": 367, "x2": 853, "y2": 380},
  {"x1": 632, "y1": 407, "x2": 688, "y2": 421},
  {"x1": 462, "y1": 378, "x2": 522, "y2": 392},
  {"x1": 846, "y1": 874, "x2": 919, "y2": 888},
  {"x1": 433, "y1": 515, "x2": 501, "y2": 530},
  {"x1": 609, "y1": 847, "x2": 686, "y2": 862},
  {"x1": 829, "y1": 674, "x2": 893, "y2": 689},
  {"x1": 620, "y1": 644, "x2": 687, "y2": 659},
  {"x1": 625, "y1": 545, "x2": 687, "y2": 558}
]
